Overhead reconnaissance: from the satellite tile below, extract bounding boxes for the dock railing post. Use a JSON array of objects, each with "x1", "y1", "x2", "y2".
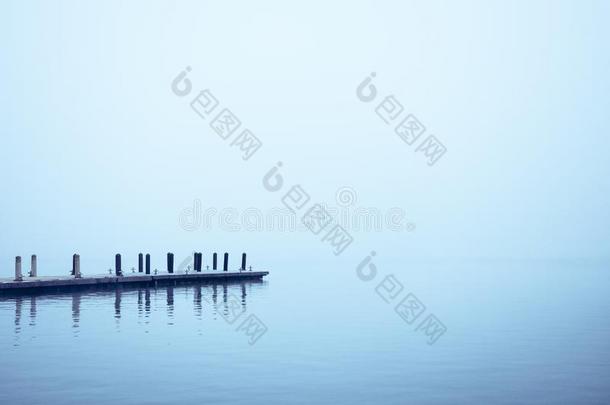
[
  {"x1": 30, "y1": 254, "x2": 37, "y2": 277},
  {"x1": 138, "y1": 253, "x2": 143, "y2": 273},
  {"x1": 74, "y1": 254, "x2": 81, "y2": 278},
  {"x1": 15, "y1": 256, "x2": 23, "y2": 281},
  {"x1": 223, "y1": 253, "x2": 228, "y2": 272}
]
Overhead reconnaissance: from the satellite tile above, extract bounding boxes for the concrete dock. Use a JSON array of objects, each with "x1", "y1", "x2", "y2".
[{"x1": 0, "y1": 271, "x2": 269, "y2": 294}]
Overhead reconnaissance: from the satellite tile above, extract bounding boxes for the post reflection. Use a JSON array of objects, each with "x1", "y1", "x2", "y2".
[
  {"x1": 241, "y1": 282, "x2": 247, "y2": 310},
  {"x1": 166, "y1": 286, "x2": 174, "y2": 324},
  {"x1": 212, "y1": 284, "x2": 218, "y2": 305},
  {"x1": 29, "y1": 296, "x2": 36, "y2": 326},
  {"x1": 194, "y1": 285, "x2": 202, "y2": 319},
  {"x1": 144, "y1": 288, "x2": 151, "y2": 316},
  {"x1": 114, "y1": 289, "x2": 121, "y2": 320},
  {"x1": 137, "y1": 289, "x2": 143, "y2": 316},
  {"x1": 14, "y1": 297, "x2": 22, "y2": 334},
  {"x1": 72, "y1": 292, "x2": 81, "y2": 329},
  {"x1": 211, "y1": 284, "x2": 218, "y2": 318}
]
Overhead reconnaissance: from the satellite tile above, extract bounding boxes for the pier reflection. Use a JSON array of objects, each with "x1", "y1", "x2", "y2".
[{"x1": 1, "y1": 279, "x2": 264, "y2": 341}]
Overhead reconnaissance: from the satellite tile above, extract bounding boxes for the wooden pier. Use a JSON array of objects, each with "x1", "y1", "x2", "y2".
[
  {"x1": 2, "y1": 252, "x2": 268, "y2": 294},
  {"x1": 0, "y1": 271, "x2": 269, "y2": 293}
]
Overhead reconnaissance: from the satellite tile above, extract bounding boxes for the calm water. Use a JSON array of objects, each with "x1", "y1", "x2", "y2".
[{"x1": 1, "y1": 259, "x2": 609, "y2": 404}]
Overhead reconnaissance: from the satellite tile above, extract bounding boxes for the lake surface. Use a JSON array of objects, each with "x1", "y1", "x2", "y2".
[{"x1": 1, "y1": 258, "x2": 609, "y2": 404}]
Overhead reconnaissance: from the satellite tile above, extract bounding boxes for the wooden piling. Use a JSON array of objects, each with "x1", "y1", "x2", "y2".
[
  {"x1": 138, "y1": 253, "x2": 143, "y2": 273},
  {"x1": 30, "y1": 255, "x2": 37, "y2": 277},
  {"x1": 223, "y1": 253, "x2": 228, "y2": 272},
  {"x1": 145, "y1": 254, "x2": 151, "y2": 275},
  {"x1": 194, "y1": 252, "x2": 202, "y2": 272},
  {"x1": 241, "y1": 253, "x2": 246, "y2": 271},
  {"x1": 74, "y1": 254, "x2": 81, "y2": 278},
  {"x1": 213, "y1": 253, "x2": 218, "y2": 270},
  {"x1": 15, "y1": 256, "x2": 23, "y2": 281},
  {"x1": 115, "y1": 254, "x2": 122, "y2": 276},
  {"x1": 167, "y1": 253, "x2": 174, "y2": 273}
]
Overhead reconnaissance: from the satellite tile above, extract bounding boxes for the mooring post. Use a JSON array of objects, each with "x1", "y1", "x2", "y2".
[
  {"x1": 74, "y1": 254, "x2": 81, "y2": 278},
  {"x1": 194, "y1": 252, "x2": 202, "y2": 272},
  {"x1": 15, "y1": 256, "x2": 23, "y2": 281},
  {"x1": 167, "y1": 253, "x2": 174, "y2": 273},
  {"x1": 138, "y1": 253, "x2": 143, "y2": 273},
  {"x1": 223, "y1": 252, "x2": 228, "y2": 272},
  {"x1": 115, "y1": 254, "x2": 122, "y2": 276},
  {"x1": 145, "y1": 254, "x2": 151, "y2": 274},
  {"x1": 213, "y1": 253, "x2": 218, "y2": 270},
  {"x1": 241, "y1": 253, "x2": 247, "y2": 271},
  {"x1": 30, "y1": 254, "x2": 37, "y2": 277},
  {"x1": 72, "y1": 254, "x2": 77, "y2": 275}
]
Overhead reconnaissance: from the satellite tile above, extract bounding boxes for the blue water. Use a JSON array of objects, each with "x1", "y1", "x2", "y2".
[{"x1": 1, "y1": 259, "x2": 609, "y2": 404}]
